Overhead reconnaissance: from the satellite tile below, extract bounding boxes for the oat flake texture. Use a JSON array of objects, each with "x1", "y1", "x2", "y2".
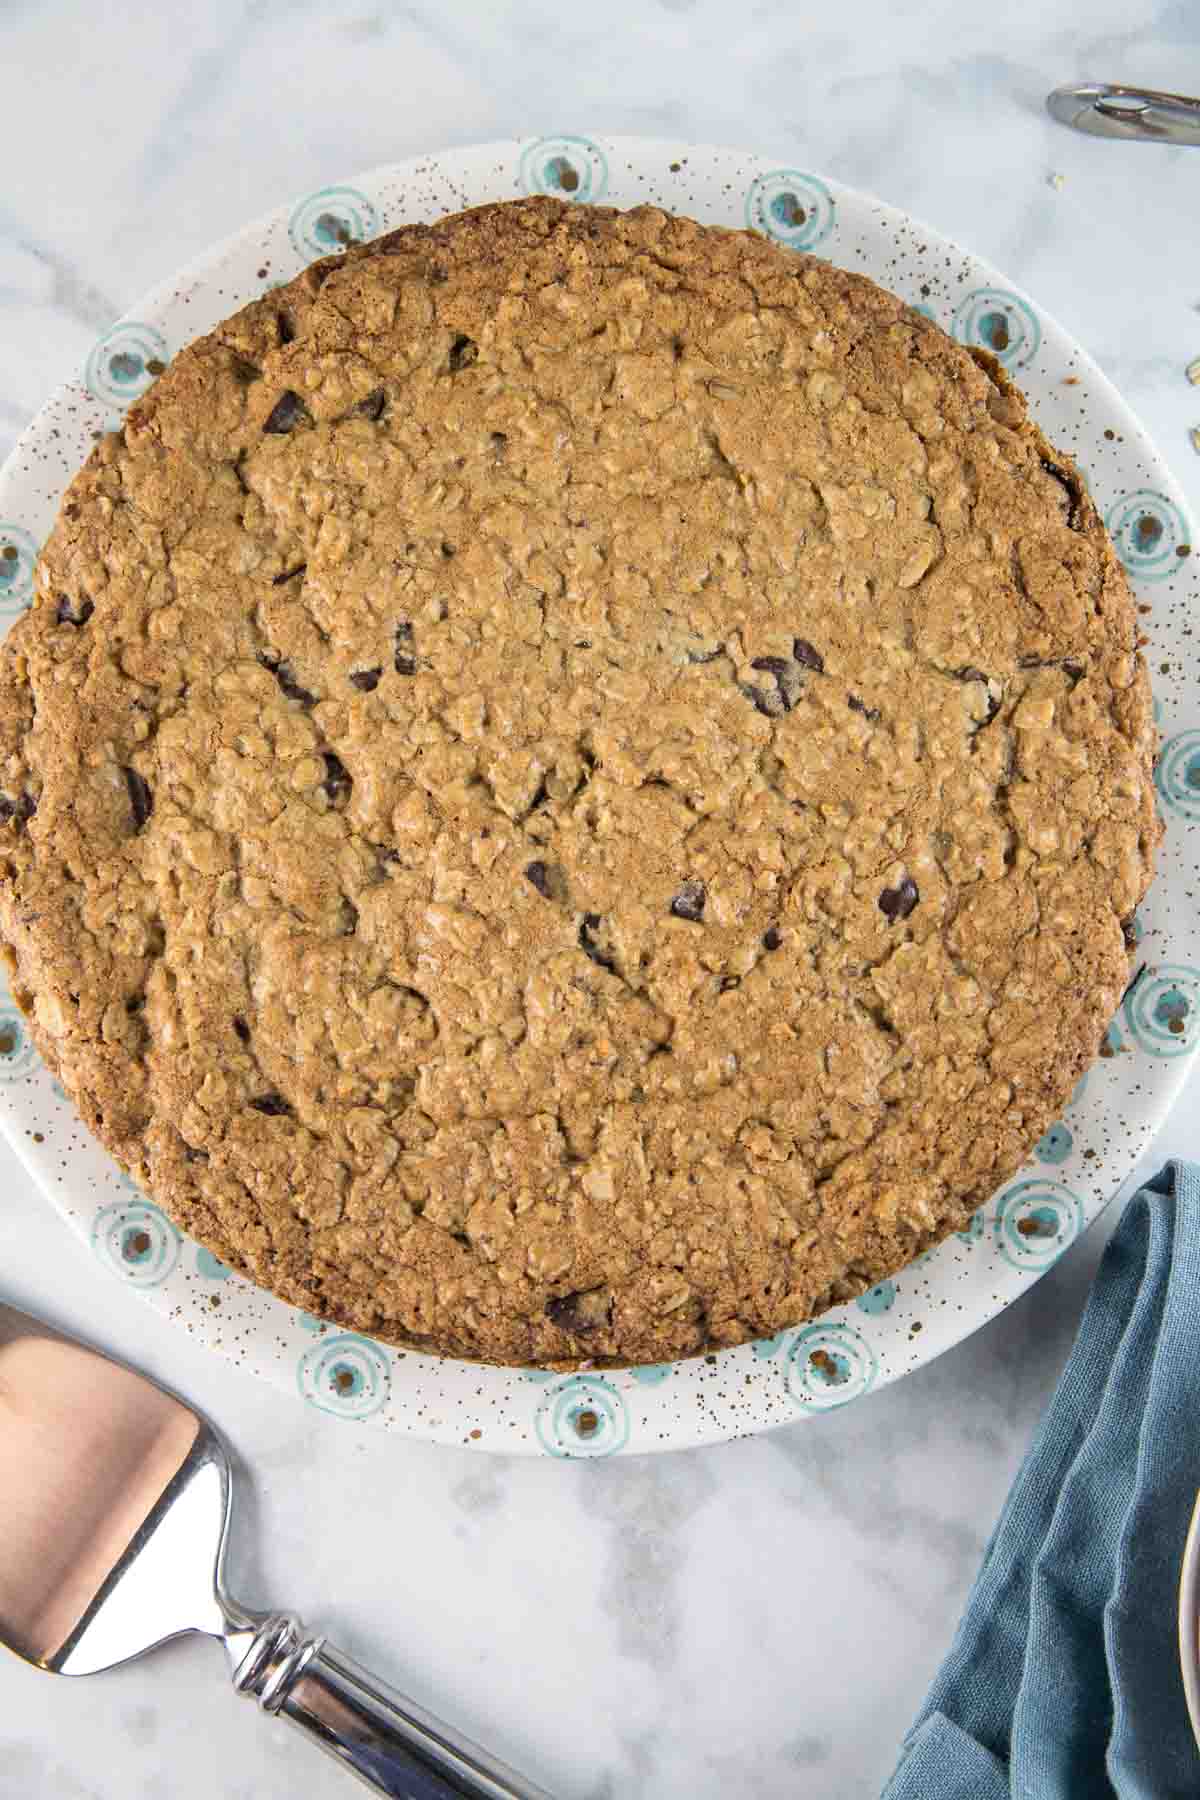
[{"x1": 0, "y1": 198, "x2": 1156, "y2": 1365}]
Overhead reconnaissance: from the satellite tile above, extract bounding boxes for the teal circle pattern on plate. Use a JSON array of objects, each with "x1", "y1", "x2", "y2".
[
  {"x1": 288, "y1": 185, "x2": 380, "y2": 260},
  {"x1": 534, "y1": 1374, "x2": 629, "y2": 1457},
  {"x1": 0, "y1": 1005, "x2": 39, "y2": 1081},
  {"x1": 745, "y1": 171, "x2": 835, "y2": 251},
  {"x1": 950, "y1": 287, "x2": 1041, "y2": 369},
  {"x1": 1035, "y1": 1122, "x2": 1074, "y2": 1165},
  {"x1": 855, "y1": 1280, "x2": 896, "y2": 1316},
  {"x1": 994, "y1": 1178, "x2": 1082, "y2": 1272},
  {"x1": 91, "y1": 1198, "x2": 181, "y2": 1288},
  {"x1": 1155, "y1": 730, "x2": 1200, "y2": 821},
  {"x1": 297, "y1": 1332, "x2": 391, "y2": 1421},
  {"x1": 1104, "y1": 490, "x2": 1189, "y2": 583},
  {"x1": 195, "y1": 1246, "x2": 230, "y2": 1280},
  {"x1": 785, "y1": 1322, "x2": 878, "y2": 1411},
  {"x1": 1123, "y1": 962, "x2": 1200, "y2": 1058},
  {"x1": 518, "y1": 135, "x2": 609, "y2": 204},
  {"x1": 0, "y1": 524, "x2": 38, "y2": 615},
  {"x1": 84, "y1": 322, "x2": 169, "y2": 410}
]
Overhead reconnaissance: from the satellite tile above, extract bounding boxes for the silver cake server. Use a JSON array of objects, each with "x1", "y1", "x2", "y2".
[
  {"x1": 0, "y1": 1296, "x2": 551, "y2": 1800},
  {"x1": 1047, "y1": 82, "x2": 1200, "y2": 145}
]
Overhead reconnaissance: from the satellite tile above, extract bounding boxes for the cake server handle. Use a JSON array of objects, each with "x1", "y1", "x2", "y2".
[
  {"x1": 1046, "y1": 82, "x2": 1200, "y2": 144},
  {"x1": 229, "y1": 1611, "x2": 553, "y2": 1800}
]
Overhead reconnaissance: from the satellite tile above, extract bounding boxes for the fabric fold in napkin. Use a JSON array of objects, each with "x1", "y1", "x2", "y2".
[{"x1": 884, "y1": 1160, "x2": 1200, "y2": 1800}]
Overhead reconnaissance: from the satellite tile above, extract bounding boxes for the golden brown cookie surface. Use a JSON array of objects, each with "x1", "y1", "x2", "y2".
[{"x1": 0, "y1": 198, "x2": 1156, "y2": 1363}]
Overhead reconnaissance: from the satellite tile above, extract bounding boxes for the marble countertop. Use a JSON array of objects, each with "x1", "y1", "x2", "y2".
[{"x1": 2, "y1": 3, "x2": 1198, "y2": 1795}]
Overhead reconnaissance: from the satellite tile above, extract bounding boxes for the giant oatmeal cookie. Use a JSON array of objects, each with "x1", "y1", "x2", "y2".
[{"x1": 0, "y1": 198, "x2": 1157, "y2": 1363}]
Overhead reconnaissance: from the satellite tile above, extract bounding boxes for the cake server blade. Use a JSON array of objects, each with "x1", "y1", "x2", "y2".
[{"x1": 0, "y1": 1297, "x2": 551, "y2": 1799}]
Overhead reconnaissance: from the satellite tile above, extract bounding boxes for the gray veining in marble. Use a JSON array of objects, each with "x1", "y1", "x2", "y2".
[{"x1": 1, "y1": 3, "x2": 1198, "y2": 1796}]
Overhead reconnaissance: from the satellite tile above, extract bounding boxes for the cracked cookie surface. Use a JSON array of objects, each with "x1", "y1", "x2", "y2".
[{"x1": 0, "y1": 198, "x2": 1157, "y2": 1363}]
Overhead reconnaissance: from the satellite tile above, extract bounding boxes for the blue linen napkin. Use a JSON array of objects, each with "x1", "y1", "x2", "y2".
[{"x1": 884, "y1": 1160, "x2": 1200, "y2": 1799}]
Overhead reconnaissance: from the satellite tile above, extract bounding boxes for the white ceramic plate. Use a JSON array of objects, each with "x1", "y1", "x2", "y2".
[
  {"x1": 1178, "y1": 1492, "x2": 1200, "y2": 1753},
  {"x1": 1, "y1": 136, "x2": 1197, "y2": 1456}
]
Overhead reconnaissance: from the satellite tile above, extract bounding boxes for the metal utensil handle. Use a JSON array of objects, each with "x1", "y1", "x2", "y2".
[
  {"x1": 233, "y1": 1613, "x2": 553, "y2": 1800},
  {"x1": 1046, "y1": 82, "x2": 1200, "y2": 145}
]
